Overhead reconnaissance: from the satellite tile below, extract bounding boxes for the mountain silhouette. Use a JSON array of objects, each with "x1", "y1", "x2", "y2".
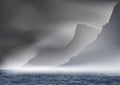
[
  {"x1": 24, "y1": 24, "x2": 98, "y2": 67},
  {"x1": 62, "y1": 2, "x2": 120, "y2": 66}
]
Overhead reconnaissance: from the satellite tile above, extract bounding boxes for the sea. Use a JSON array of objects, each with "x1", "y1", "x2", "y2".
[{"x1": 0, "y1": 70, "x2": 120, "y2": 85}]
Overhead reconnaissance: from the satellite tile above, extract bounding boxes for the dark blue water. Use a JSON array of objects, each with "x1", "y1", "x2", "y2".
[{"x1": 0, "y1": 71, "x2": 120, "y2": 85}]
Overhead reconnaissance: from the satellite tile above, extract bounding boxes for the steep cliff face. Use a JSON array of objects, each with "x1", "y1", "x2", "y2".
[
  {"x1": 98, "y1": 2, "x2": 120, "y2": 47},
  {"x1": 24, "y1": 24, "x2": 98, "y2": 67},
  {"x1": 62, "y1": 2, "x2": 120, "y2": 66},
  {"x1": 109, "y1": 2, "x2": 120, "y2": 25}
]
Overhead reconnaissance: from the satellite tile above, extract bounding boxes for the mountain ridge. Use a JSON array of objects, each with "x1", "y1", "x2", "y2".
[{"x1": 62, "y1": 2, "x2": 120, "y2": 66}]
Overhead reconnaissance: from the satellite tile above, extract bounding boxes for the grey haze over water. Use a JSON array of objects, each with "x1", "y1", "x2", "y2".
[{"x1": 0, "y1": 0, "x2": 119, "y2": 69}]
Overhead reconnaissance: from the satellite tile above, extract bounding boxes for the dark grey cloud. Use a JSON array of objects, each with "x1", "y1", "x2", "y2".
[
  {"x1": 0, "y1": 26, "x2": 38, "y2": 66},
  {"x1": 0, "y1": 0, "x2": 117, "y2": 68}
]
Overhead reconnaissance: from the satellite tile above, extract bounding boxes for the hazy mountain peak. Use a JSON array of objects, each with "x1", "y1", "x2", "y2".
[{"x1": 62, "y1": 2, "x2": 120, "y2": 67}]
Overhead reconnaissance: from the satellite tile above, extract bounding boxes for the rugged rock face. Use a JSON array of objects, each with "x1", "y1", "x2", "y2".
[
  {"x1": 24, "y1": 24, "x2": 98, "y2": 67},
  {"x1": 62, "y1": 2, "x2": 120, "y2": 66},
  {"x1": 98, "y1": 2, "x2": 120, "y2": 47}
]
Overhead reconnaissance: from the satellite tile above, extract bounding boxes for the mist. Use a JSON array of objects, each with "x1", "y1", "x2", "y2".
[{"x1": 0, "y1": 0, "x2": 117, "y2": 68}]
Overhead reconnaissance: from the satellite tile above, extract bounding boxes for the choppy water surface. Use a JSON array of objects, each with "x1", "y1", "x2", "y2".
[{"x1": 0, "y1": 71, "x2": 120, "y2": 85}]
